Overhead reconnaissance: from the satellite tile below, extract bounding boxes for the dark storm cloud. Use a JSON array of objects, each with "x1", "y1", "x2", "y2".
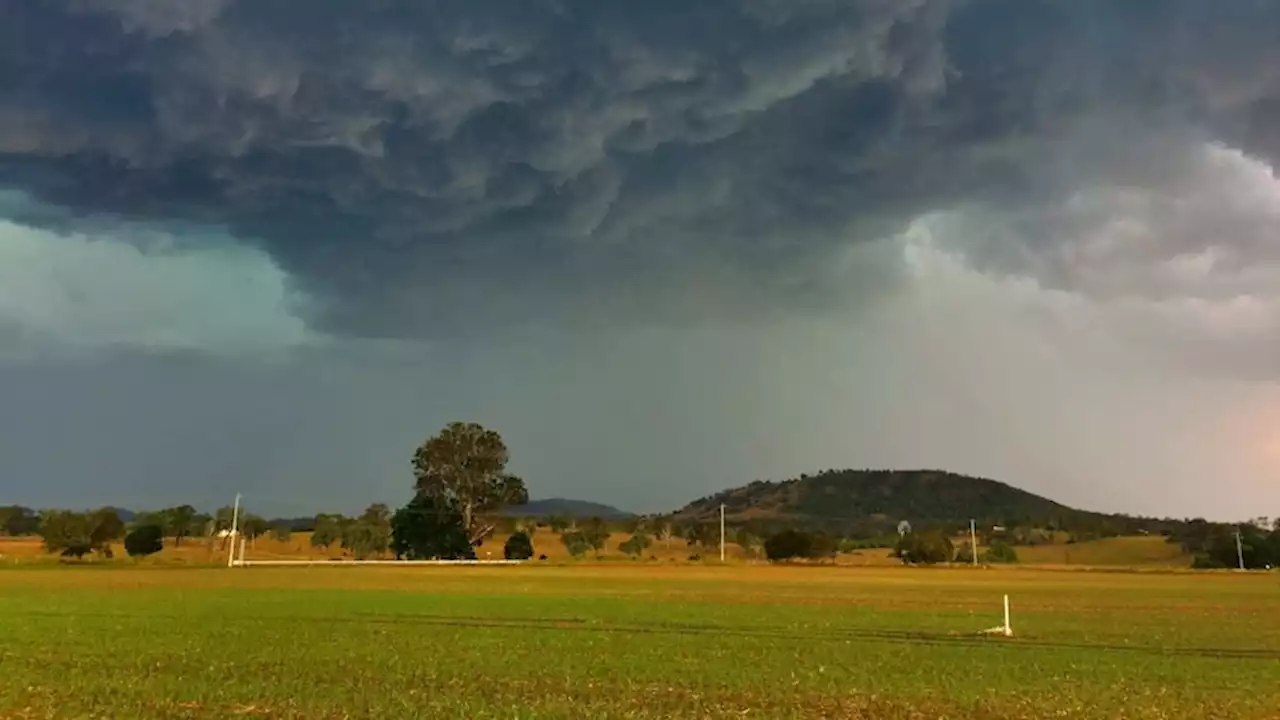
[{"x1": 3, "y1": 0, "x2": 1280, "y2": 337}]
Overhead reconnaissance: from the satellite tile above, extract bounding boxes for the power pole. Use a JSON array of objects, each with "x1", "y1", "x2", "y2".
[
  {"x1": 226, "y1": 493, "x2": 241, "y2": 568},
  {"x1": 719, "y1": 503, "x2": 726, "y2": 562},
  {"x1": 1235, "y1": 527, "x2": 1245, "y2": 571},
  {"x1": 969, "y1": 519, "x2": 978, "y2": 567}
]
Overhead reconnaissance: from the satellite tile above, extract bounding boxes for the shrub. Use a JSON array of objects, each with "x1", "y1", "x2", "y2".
[
  {"x1": 124, "y1": 524, "x2": 164, "y2": 558},
  {"x1": 504, "y1": 531, "x2": 534, "y2": 560}
]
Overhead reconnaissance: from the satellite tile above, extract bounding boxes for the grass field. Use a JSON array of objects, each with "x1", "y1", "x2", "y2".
[
  {"x1": 1, "y1": 564, "x2": 1277, "y2": 719},
  {"x1": 0, "y1": 531, "x2": 1193, "y2": 568}
]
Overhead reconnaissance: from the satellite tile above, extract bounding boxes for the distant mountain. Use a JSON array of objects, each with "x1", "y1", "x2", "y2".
[
  {"x1": 504, "y1": 498, "x2": 632, "y2": 519},
  {"x1": 669, "y1": 469, "x2": 1163, "y2": 538}
]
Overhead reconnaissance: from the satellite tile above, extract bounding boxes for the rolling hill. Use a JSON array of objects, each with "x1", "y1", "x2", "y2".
[
  {"x1": 504, "y1": 498, "x2": 632, "y2": 519},
  {"x1": 669, "y1": 469, "x2": 1157, "y2": 538}
]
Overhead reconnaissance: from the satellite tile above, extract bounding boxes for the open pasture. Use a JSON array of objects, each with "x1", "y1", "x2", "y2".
[{"x1": 1, "y1": 565, "x2": 1277, "y2": 719}]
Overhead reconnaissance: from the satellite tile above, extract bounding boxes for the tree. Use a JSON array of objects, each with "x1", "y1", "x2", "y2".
[
  {"x1": 619, "y1": 533, "x2": 652, "y2": 558},
  {"x1": 895, "y1": 531, "x2": 954, "y2": 565},
  {"x1": 310, "y1": 514, "x2": 345, "y2": 549},
  {"x1": 560, "y1": 531, "x2": 593, "y2": 558},
  {"x1": 764, "y1": 530, "x2": 813, "y2": 561},
  {"x1": 240, "y1": 515, "x2": 269, "y2": 546},
  {"x1": 0, "y1": 505, "x2": 39, "y2": 536},
  {"x1": 504, "y1": 531, "x2": 534, "y2": 560},
  {"x1": 983, "y1": 541, "x2": 1019, "y2": 564},
  {"x1": 390, "y1": 494, "x2": 474, "y2": 560},
  {"x1": 341, "y1": 522, "x2": 388, "y2": 559},
  {"x1": 38, "y1": 508, "x2": 124, "y2": 559},
  {"x1": 340, "y1": 505, "x2": 392, "y2": 559},
  {"x1": 412, "y1": 421, "x2": 529, "y2": 546},
  {"x1": 578, "y1": 516, "x2": 611, "y2": 553},
  {"x1": 654, "y1": 522, "x2": 674, "y2": 549},
  {"x1": 124, "y1": 524, "x2": 164, "y2": 557},
  {"x1": 271, "y1": 523, "x2": 293, "y2": 543},
  {"x1": 165, "y1": 505, "x2": 198, "y2": 546}
]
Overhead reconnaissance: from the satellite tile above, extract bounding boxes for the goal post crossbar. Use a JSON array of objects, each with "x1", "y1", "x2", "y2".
[{"x1": 232, "y1": 559, "x2": 525, "y2": 567}]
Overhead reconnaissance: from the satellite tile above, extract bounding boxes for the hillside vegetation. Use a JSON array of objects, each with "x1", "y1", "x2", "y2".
[{"x1": 671, "y1": 469, "x2": 1183, "y2": 540}]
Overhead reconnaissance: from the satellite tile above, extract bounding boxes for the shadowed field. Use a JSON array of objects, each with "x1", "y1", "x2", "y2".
[{"x1": 1, "y1": 564, "x2": 1276, "y2": 719}]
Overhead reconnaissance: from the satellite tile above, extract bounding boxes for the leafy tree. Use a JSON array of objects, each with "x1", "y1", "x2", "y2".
[
  {"x1": 390, "y1": 494, "x2": 474, "y2": 560},
  {"x1": 240, "y1": 514, "x2": 269, "y2": 546},
  {"x1": 124, "y1": 524, "x2": 164, "y2": 557},
  {"x1": 764, "y1": 529, "x2": 813, "y2": 561},
  {"x1": 412, "y1": 421, "x2": 529, "y2": 545},
  {"x1": 546, "y1": 515, "x2": 570, "y2": 532},
  {"x1": 341, "y1": 523, "x2": 388, "y2": 559},
  {"x1": 560, "y1": 531, "x2": 593, "y2": 558},
  {"x1": 619, "y1": 533, "x2": 652, "y2": 557},
  {"x1": 337, "y1": 504, "x2": 392, "y2": 559},
  {"x1": 165, "y1": 505, "x2": 198, "y2": 546},
  {"x1": 504, "y1": 531, "x2": 534, "y2": 560},
  {"x1": 38, "y1": 508, "x2": 124, "y2": 559},
  {"x1": 578, "y1": 516, "x2": 611, "y2": 552},
  {"x1": 192, "y1": 513, "x2": 213, "y2": 537},
  {"x1": 0, "y1": 506, "x2": 39, "y2": 536},
  {"x1": 310, "y1": 514, "x2": 346, "y2": 549},
  {"x1": 895, "y1": 531, "x2": 954, "y2": 565}
]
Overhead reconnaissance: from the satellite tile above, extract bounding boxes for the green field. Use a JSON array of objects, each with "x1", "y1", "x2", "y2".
[{"x1": 1, "y1": 565, "x2": 1277, "y2": 719}]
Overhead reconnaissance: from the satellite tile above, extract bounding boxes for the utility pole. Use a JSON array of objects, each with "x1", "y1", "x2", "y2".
[
  {"x1": 1235, "y1": 527, "x2": 1245, "y2": 571},
  {"x1": 719, "y1": 503, "x2": 726, "y2": 562},
  {"x1": 969, "y1": 519, "x2": 978, "y2": 567},
  {"x1": 226, "y1": 493, "x2": 241, "y2": 568}
]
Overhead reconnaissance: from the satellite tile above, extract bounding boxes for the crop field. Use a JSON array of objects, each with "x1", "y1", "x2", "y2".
[{"x1": 1, "y1": 565, "x2": 1277, "y2": 719}]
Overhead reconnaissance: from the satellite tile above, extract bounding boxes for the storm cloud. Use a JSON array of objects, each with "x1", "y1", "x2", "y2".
[{"x1": 2, "y1": 1, "x2": 1279, "y2": 518}]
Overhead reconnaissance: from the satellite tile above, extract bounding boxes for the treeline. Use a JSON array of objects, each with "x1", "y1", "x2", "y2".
[{"x1": 1170, "y1": 518, "x2": 1280, "y2": 570}]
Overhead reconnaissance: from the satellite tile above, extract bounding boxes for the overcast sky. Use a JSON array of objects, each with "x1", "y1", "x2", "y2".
[{"x1": 2, "y1": 1, "x2": 1279, "y2": 520}]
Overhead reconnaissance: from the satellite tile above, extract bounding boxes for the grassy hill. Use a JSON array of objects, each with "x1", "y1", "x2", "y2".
[{"x1": 670, "y1": 469, "x2": 1153, "y2": 538}]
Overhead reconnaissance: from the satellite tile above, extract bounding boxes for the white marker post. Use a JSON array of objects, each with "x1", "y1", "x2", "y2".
[
  {"x1": 226, "y1": 493, "x2": 241, "y2": 568},
  {"x1": 980, "y1": 594, "x2": 1013, "y2": 637}
]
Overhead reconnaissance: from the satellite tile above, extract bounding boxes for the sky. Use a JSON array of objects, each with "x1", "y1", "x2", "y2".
[{"x1": 2, "y1": 0, "x2": 1280, "y2": 520}]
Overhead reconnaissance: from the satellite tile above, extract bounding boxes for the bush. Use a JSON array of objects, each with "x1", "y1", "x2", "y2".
[
  {"x1": 124, "y1": 524, "x2": 164, "y2": 557},
  {"x1": 504, "y1": 531, "x2": 534, "y2": 560},
  {"x1": 764, "y1": 529, "x2": 813, "y2": 561},
  {"x1": 983, "y1": 541, "x2": 1019, "y2": 564}
]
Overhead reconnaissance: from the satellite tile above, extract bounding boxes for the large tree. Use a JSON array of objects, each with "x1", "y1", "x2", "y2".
[
  {"x1": 412, "y1": 421, "x2": 529, "y2": 545},
  {"x1": 390, "y1": 494, "x2": 474, "y2": 560},
  {"x1": 165, "y1": 505, "x2": 198, "y2": 546}
]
